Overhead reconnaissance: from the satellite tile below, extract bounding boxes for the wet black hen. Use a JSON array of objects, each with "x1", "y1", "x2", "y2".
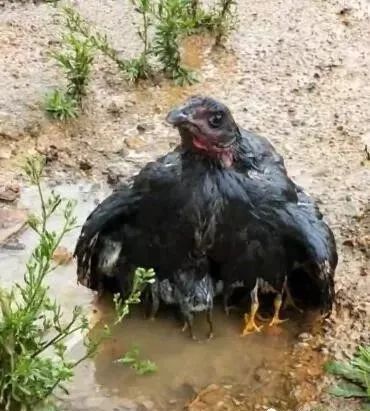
[{"x1": 166, "y1": 96, "x2": 337, "y2": 334}]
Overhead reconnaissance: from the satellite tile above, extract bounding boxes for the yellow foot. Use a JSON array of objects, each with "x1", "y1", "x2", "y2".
[
  {"x1": 269, "y1": 316, "x2": 288, "y2": 327},
  {"x1": 241, "y1": 314, "x2": 263, "y2": 336}
]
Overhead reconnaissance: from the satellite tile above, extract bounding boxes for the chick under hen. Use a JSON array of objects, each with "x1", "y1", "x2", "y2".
[
  {"x1": 148, "y1": 256, "x2": 222, "y2": 339},
  {"x1": 166, "y1": 96, "x2": 337, "y2": 335}
]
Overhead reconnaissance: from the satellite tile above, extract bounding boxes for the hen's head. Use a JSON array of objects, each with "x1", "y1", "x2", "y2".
[{"x1": 166, "y1": 96, "x2": 241, "y2": 167}]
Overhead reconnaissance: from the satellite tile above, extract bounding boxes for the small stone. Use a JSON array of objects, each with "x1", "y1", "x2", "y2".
[
  {"x1": 0, "y1": 147, "x2": 12, "y2": 160},
  {"x1": 43, "y1": 145, "x2": 59, "y2": 163},
  {"x1": 295, "y1": 342, "x2": 310, "y2": 349},
  {"x1": 136, "y1": 124, "x2": 147, "y2": 133},
  {"x1": 0, "y1": 209, "x2": 27, "y2": 244},
  {"x1": 291, "y1": 119, "x2": 300, "y2": 127},
  {"x1": 298, "y1": 332, "x2": 313, "y2": 342},
  {"x1": 2, "y1": 238, "x2": 25, "y2": 250},
  {"x1": 124, "y1": 136, "x2": 146, "y2": 150},
  {"x1": 254, "y1": 367, "x2": 271, "y2": 383},
  {"x1": 139, "y1": 400, "x2": 155, "y2": 410},
  {"x1": 306, "y1": 82, "x2": 316, "y2": 92},
  {"x1": 108, "y1": 101, "x2": 123, "y2": 117},
  {"x1": 342, "y1": 238, "x2": 354, "y2": 247},
  {"x1": 0, "y1": 184, "x2": 20, "y2": 202},
  {"x1": 105, "y1": 166, "x2": 125, "y2": 186},
  {"x1": 79, "y1": 158, "x2": 92, "y2": 171},
  {"x1": 338, "y1": 7, "x2": 352, "y2": 15}
]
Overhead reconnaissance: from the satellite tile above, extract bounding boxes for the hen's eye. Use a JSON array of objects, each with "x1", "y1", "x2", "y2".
[{"x1": 208, "y1": 112, "x2": 223, "y2": 128}]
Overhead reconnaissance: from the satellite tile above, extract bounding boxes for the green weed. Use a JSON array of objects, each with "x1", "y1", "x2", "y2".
[
  {"x1": 64, "y1": 5, "x2": 152, "y2": 83},
  {"x1": 325, "y1": 345, "x2": 370, "y2": 407},
  {"x1": 51, "y1": 33, "x2": 94, "y2": 104},
  {"x1": 113, "y1": 267, "x2": 157, "y2": 378},
  {"x1": 116, "y1": 345, "x2": 157, "y2": 375},
  {"x1": 153, "y1": 0, "x2": 197, "y2": 85},
  {"x1": 0, "y1": 156, "x2": 107, "y2": 411},
  {"x1": 63, "y1": 6, "x2": 127, "y2": 72},
  {"x1": 213, "y1": 0, "x2": 238, "y2": 46},
  {"x1": 113, "y1": 267, "x2": 155, "y2": 324},
  {"x1": 180, "y1": 0, "x2": 237, "y2": 43},
  {"x1": 44, "y1": 89, "x2": 77, "y2": 121}
]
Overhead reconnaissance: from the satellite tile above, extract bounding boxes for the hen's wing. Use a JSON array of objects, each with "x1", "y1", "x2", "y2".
[{"x1": 74, "y1": 151, "x2": 182, "y2": 291}]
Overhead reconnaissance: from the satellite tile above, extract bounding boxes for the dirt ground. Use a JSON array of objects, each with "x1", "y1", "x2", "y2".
[{"x1": 0, "y1": 0, "x2": 369, "y2": 410}]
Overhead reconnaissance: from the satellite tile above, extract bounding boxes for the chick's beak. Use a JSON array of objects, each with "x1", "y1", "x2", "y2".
[{"x1": 166, "y1": 107, "x2": 190, "y2": 126}]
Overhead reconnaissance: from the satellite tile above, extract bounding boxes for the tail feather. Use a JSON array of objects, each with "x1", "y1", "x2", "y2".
[
  {"x1": 276, "y1": 199, "x2": 337, "y2": 313},
  {"x1": 74, "y1": 185, "x2": 139, "y2": 291}
]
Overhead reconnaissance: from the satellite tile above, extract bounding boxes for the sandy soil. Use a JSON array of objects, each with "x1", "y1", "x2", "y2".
[{"x1": 0, "y1": 0, "x2": 369, "y2": 410}]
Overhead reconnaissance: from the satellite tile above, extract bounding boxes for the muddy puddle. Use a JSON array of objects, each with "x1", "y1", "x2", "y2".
[{"x1": 0, "y1": 181, "x2": 326, "y2": 411}]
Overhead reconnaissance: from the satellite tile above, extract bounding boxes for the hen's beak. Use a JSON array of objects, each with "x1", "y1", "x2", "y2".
[{"x1": 166, "y1": 107, "x2": 190, "y2": 126}]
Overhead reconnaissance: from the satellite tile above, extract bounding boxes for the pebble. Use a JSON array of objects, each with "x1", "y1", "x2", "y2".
[
  {"x1": 1, "y1": 238, "x2": 25, "y2": 250},
  {"x1": 124, "y1": 135, "x2": 147, "y2": 150},
  {"x1": 0, "y1": 147, "x2": 12, "y2": 160},
  {"x1": 140, "y1": 400, "x2": 155, "y2": 410},
  {"x1": 298, "y1": 332, "x2": 313, "y2": 342},
  {"x1": 0, "y1": 185, "x2": 20, "y2": 202},
  {"x1": 79, "y1": 158, "x2": 93, "y2": 171}
]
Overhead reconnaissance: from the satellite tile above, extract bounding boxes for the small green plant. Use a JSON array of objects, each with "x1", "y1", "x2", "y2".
[
  {"x1": 64, "y1": 5, "x2": 151, "y2": 83},
  {"x1": 131, "y1": 0, "x2": 152, "y2": 57},
  {"x1": 113, "y1": 268, "x2": 157, "y2": 377},
  {"x1": 44, "y1": 89, "x2": 78, "y2": 121},
  {"x1": 116, "y1": 345, "x2": 157, "y2": 375},
  {"x1": 63, "y1": 6, "x2": 127, "y2": 72},
  {"x1": 154, "y1": 0, "x2": 197, "y2": 85},
  {"x1": 124, "y1": 56, "x2": 152, "y2": 83},
  {"x1": 0, "y1": 156, "x2": 107, "y2": 411},
  {"x1": 325, "y1": 345, "x2": 370, "y2": 406},
  {"x1": 180, "y1": 0, "x2": 215, "y2": 34},
  {"x1": 51, "y1": 33, "x2": 94, "y2": 104},
  {"x1": 213, "y1": 0, "x2": 238, "y2": 46},
  {"x1": 113, "y1": 267, "x2": 155, "y2": 324},
  {"x1": 126, "y1": 0, "x2": 156, "y2": 82}
]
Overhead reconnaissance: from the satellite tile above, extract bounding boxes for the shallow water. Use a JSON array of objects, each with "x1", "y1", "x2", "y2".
[{"x1": 0, "y1": 181, "x2": 324, "y2": 411}]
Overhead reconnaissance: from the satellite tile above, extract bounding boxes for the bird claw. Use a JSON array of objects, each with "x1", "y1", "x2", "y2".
[
  {"x1": 241, "y1": 314, "x2": 263, "y2": 336},
  {"x1": 268, "y1": 317, "x2": 288, "y2": 327},
  {"x1": 182, "y1": 322, "x2": 197, "y2": 340}
]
